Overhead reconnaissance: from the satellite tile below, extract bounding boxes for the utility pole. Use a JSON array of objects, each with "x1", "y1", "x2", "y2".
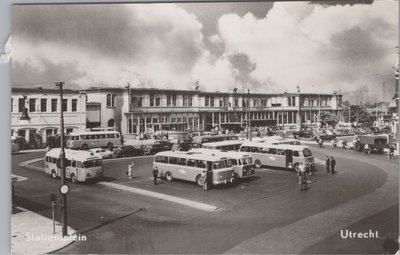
[
  {"x1": 55, "y1": 81, "x2": 68, "y2": 237},
  {"x1": 247, "y1": 89, "x2": 252, "y2": 141}
]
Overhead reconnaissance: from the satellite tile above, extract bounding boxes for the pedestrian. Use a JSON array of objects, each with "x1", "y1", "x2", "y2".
[
  {"x1": 201, "y1": 170, "x2": 208, "y2": 191},
  {"x1": 298, "y1": 163, "x2": 308, "y2": 191},
  {"x1": 152, "y1": 167, "x2": 159, "y2": 185},
  {"x1": 389, "y1": 145, "x2": 395, "y2": 159},
  {"x1": 330, "y1": 157, "x2": 336, "y2": 174},
  {"x1": 127, "y1": 162, "x2": 134, "y2": 179},
  {"x1": 364, "y1": 144, "x2": 370, "y2": 155},
  {"x1": 325, "y1": 156, "x2": 331, "y2": 173}
]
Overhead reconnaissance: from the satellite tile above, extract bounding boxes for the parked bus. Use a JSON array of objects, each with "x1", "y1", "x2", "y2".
[
  {"x1": 193, "y1": 134, "x2": 239, "y2": 147},
  {"x1": 45, "y1": 148, "x2": 103, "y2": 183},
  {"x1": 239, "y1": 142, "x2": 315, "y2": 171},
  {"x1": 202, "y1": 140, "x2": 244, "y2": 151},
  {"x1": 190, "y1": 148, "x2": 255, "y2": 179},
  {"x1": 66, "y1": 130, "x2": 121, "y2": 150},
  {"x1": 264, "y1": 138, "x2": 301, "y2": 145},
  {"x1": 153, "y1": 151, "x2": 235, "y2": 186}
]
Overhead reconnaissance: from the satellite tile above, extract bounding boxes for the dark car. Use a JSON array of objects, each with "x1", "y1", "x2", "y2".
[
  {"x1": 294, "y1": 129, "x2": 314, "y2": 138},
  {"x1": 144, "y1": 140, "x2": 172, "y2": 155},
  {"x1": 113, "y1": 145, "x2": 143, "y2": 158}
]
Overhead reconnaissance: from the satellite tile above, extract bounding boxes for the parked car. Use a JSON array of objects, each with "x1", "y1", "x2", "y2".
[
  {"x1": 293, "y1": 129, "x2": 314, "y2": 138},
  {"x1": 89, "y1": 148, "x2": 113, "y2": 159},
  {"x1": 313, "y1": 131, "x2": 335, "y2": 141},
  {"x1": 144, "y1": 140, "x2": 172, "y2": 155},
  {"x1": 113, "y1": 145, "x2": 143, "y2": 158}
]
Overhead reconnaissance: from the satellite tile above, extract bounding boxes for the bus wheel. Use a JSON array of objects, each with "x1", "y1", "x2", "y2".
[
  {"x1": 254, "y1": 159, "x2": 262, "y2": 168},
  {"x1": 71, "y1": 174, "x2": 77, "y2": 184},
  {"x1": 81, "y1": 144, "x2": 89, "y2": 150},
  {"x1": 51, "y1": 170, "x2": 57, "y2": 179},
  {"x1": 294, "y1": 163, "x2": 300, "y2": 172},
  {"x1": 165, "y1": 172, "x2": 173, "y2": 181},
  {"x1": 196, "y1": 174, "x2": 202, "y2": 186}
]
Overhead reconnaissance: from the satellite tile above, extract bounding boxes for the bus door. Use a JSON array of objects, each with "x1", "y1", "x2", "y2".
[{"x1": 285, "y1": 150, "x2": 293, "y2": 168}]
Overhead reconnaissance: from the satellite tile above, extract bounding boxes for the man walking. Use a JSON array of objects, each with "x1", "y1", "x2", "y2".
[
  {"x1": 127, "y1": 162, "x2": 134, "y2": 179},
  {"x1": 325, "y1": 156, "x2": 331, "y2": 173},
  {"x1": 152, "y1": 167, "x2": 159, "y2": 185},
  {"x1": 330, "y1": 157, "x2": 336, "y2": 174}
]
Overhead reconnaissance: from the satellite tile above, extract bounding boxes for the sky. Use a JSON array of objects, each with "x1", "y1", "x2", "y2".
[{"x1": 11, "y1": 0, "x2": 398, "y2": 103}]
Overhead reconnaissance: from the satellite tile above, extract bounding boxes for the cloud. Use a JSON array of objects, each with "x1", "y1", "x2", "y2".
[{"x1": 212, "y1": 1, "x2": 397, "y2": 101}]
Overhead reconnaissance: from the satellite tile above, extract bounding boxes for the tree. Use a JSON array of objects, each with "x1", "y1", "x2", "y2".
[{"x1": 320, "y1": 111, "x2": 338, "y2": 127}]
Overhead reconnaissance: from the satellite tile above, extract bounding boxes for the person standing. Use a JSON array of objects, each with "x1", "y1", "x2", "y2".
[
  {"x1": 325, "y1": 156, "x2": 331, "y2": 173},
  {"x1": 298, "y1": 163, "x2": 308, "y2": 191},
  {"x1": 330, "y1": 157, "x2": 336, "y2": 174},
  {"x1": 201, "y1": 170, "x2": 208, "y2": 191},
  {"x1": 390, "y1": 145, "x2": 395, "y2": 159},
  {"x1": 152, "y1": 167, "x2": 159, "y2": 185},
  {"x1": 127, "y1": 162, "x2": 134, "y2": 179}
]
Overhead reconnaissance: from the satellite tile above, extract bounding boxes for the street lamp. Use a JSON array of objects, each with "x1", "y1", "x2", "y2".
[{"x1": 55, "y1": 81, "x2": 68, "y2": 237}]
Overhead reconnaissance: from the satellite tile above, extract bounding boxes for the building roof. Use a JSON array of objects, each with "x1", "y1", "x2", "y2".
[{"x1": 12, "y1": 87, "x2": 82, "y2": 94}]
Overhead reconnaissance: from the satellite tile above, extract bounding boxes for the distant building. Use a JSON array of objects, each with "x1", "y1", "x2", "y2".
[{"x1": 11, "y1": 87, "x2": 87, "y2": 144}]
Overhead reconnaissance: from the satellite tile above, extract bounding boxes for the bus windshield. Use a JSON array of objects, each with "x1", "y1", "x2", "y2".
[
  {"x1": 242, "y1": 157, "x2": 253, "y2": 165},
  {"x1": 303, "y1": 149, "x2": 312, "y2": 157},
  {"x1": 83, "y1": 159, "x2": 102, "y2": 168},
  {"x1": 212, "y1": 161, "x2": 226, "y2": 169}
]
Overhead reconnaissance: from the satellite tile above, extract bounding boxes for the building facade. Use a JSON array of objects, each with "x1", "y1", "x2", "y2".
[{"x1": 11, "y1": 88, "x2": 87, "y2": 144}]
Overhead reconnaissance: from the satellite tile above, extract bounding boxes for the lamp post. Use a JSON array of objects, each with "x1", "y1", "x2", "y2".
[
  {"x1": 297, "y1": 85, "x2": 301, "y2": 129},
  {"x1": 55, "y1": 81, "x2": 68, "y2": 237}
]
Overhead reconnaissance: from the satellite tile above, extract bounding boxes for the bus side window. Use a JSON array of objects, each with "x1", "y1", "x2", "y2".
[
  {"x1": 293, "y1": 151, "x2": 300, "y2": 157},
  {"x1": 52, "y1": 158, "x2": 57, "y2": 164},
  {"x1": 269, "y1": 148, "x2": 276, "y2": 155},
  {"x1": 71, "y1": 161, "x2": 76, "y2": 167},
  {"x1": 66, "y1": 159, "x2": 71, "y2": 167},
  {"x1": 85, "y1": 135, "x2": 90, "y2": 139},
  {"x1": 251, "y1": 147, "x2": 259, "y2": 153},
  {"x1": 100, "y1": 134, "x2": 105, "y2": 139},
  {"x1": 177, "y1": 158, "x2": 186, "y2": 166},
  {"x1": 277, "y1": 149, "x2": 285, "y2": 156},
  {"x1": 196, "y1": 160, "x2": 206, "y2": 168},
  {"x1": 260, "y1": 148, "x2": 268, "y2": 154},
  {"x1": 169, "y1": 157, "x2": 177, "y2": 164},
  {"x1": 187, "y1": 159, "x2": 196, "y2": 167},
  {"x1": 110, "y1": 134, "x2": 115, "y2": 138},
  {"x1": 115, "y1": 133, "x2": 120, "y2": 138},
  {"x1": 160, "y1": 156, "x2": 168, "y2": 163},
  {"x1": 231, "y1": 159, "x2": 238, "y2": 165}
]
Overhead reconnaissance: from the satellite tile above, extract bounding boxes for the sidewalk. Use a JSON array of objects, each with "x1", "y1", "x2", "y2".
[{"x1": 11, "y1": 207, "x2": 77, "y2": 254}]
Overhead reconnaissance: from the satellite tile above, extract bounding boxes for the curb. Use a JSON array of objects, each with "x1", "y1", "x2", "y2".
[
  {"x1": 98, "y1": 181, "x2": 218, "y2": 212},
  {"x1": 18, "y1": 158, "x2": 44, "y2": 172}
]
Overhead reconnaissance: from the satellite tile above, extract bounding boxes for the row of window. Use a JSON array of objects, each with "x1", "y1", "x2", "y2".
[
  {"x1": 106, "y1": 94, "x2": 117, "y2": 107},
  {"x1": 68, "y1": 133, "x2": 120, "y2": 140},
  {"x1": 45, "y1": 156, "x2": 102, "y2": 168},
  {"x1": 154, "y1": 156, "x2": 228, "y2": 169},
  {"x1": 239, "y1": 146, "x2": 301, "y2": 157},
  {"x1": 13, "y1": 98, "x2": 78, "y2": 113}
]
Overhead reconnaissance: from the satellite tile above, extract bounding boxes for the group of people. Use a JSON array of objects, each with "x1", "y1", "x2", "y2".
[
  {"x1": 325, "y1": 156, "x2": 336, "y2": 174},
  {"x1": 127, "y1": 162, "x2": 159, "y2": 185}
]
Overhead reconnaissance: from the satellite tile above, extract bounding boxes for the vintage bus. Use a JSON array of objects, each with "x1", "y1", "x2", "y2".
[
  {"x1": 239, "y1": 142, "x2": 315, "y2": 171},
  {"x1": 65, "y1": 130, "x2": 121, "y2": 150},
  {"x1": 45, "y1": 148, "x2": 103, "y2": 183},
  {"x1": 264, "y1": 138, "x2": 301, "y2": 145},
  {"x1": 193, "y1": 134, "x2": 239, "y2": 147},
  {"x1": 190, "y1": 148, "x2": 255, "y2": 179},
  {"x1": 201, "y1": 140, "x2": 245, "y2": 151},
  {"x1": 153, "y1": 151, "x2": 235, "y2": 186}
]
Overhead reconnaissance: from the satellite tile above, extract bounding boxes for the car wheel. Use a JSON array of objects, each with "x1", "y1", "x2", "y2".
[
  {"x1": 196, "y1": 174, "x2": 203, "y2": 186},
  {"x1": 81, "y1": 144, "x2": 89, "y2": 150},
  {"x1": 254, "y1": 159, "x2": 262, "y2": 168},
  {"x1": 51, "y1": 170, "x2": 57, "y2": 179},
  {"x1": 165, "y1": 172, "x2": 173, "y2": 181},
  {"x1": 71, "y1": 173, "x2": 77, "y2": 184}
]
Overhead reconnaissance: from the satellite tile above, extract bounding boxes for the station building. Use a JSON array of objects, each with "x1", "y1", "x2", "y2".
[
  {"x1": 84, "y1": 87, "x2": 344, "y2": 137},
  {"x1": 11, "y1": 86, "x2": 344, "y2": 141}
]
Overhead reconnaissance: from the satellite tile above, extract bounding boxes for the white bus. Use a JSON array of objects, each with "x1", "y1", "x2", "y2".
[
  {"x1": 201, "y1": 140, "x2": 245, "y2": 151},
  {"x1": 239, "y1": 142, "x2": 315, "y2": 171},
  {"x1": 153, "y1": 151, "x2": 235, "y2": 186},
  {"x1": 263, "y1": 138, "x2": 301, "y2": 145},
  {"x1": 66, "y1": 130, "x2": 121, "y2": 150},
  {"x1": 190, "y1": 148, "x2": 255, "y2": 179},
  {"x1": 45, "y1": 148, "x2": 103, "y2": 183}
]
